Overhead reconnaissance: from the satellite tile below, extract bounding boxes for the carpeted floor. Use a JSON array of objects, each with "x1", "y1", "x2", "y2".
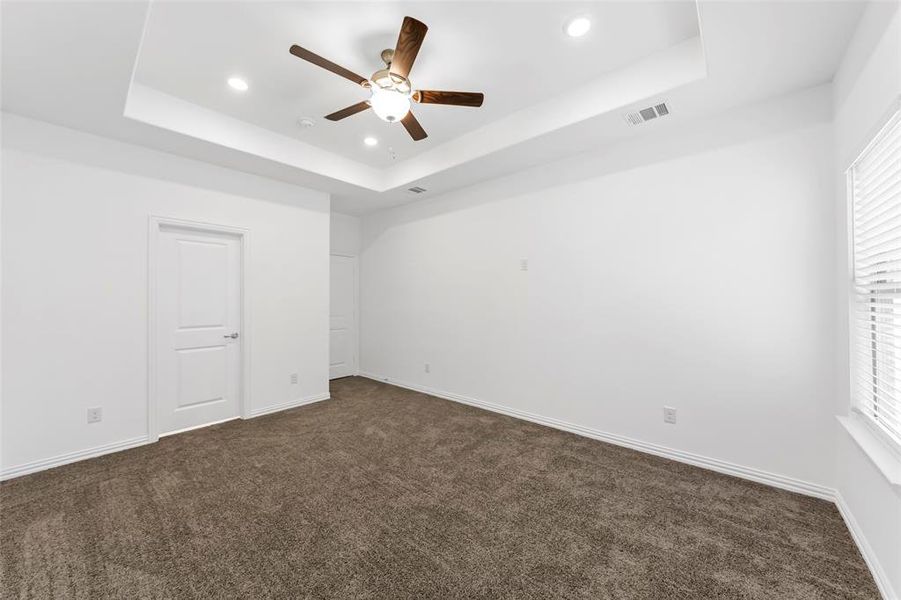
[{"x1": 0, "y1": 377, "x2": 879, "y2": 599}]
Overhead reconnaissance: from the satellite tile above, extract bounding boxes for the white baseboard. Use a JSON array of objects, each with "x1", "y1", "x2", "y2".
[
  {"x1": 362, "y1": 372, "x2": 901, "y2": 596},
  {"x1": 835, "y1": 492, "x2": 896, "y2": 600},
  {"x1": 360, "y1": 372, "x2": 834, "y2": 500},
  {"x1": 248, "y1": 392, "x2": 330, "y2": 418},
  {"x1": 361, "y1": 372, "x2": 901, "y2": 597},
  {"x1": 1, "y1": 435, "x2": 150, "y2": 481},
  {"x1": 1, "y1": 393, "x2": 330, "y2": 481},
  {"x1": 2, "y1": 377, "x2": 891, "y2": 598}
]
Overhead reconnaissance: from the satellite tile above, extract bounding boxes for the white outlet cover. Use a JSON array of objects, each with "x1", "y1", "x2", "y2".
[
  {"x1": 87, "y1": 407, "x2": 102, "y2": 423},
  {"x1": 663, "y1": 406, "x2": 677, "y2": 424}
]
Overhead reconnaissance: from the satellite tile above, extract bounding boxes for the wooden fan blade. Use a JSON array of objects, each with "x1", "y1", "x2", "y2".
[
  {"x1": 324, "y1": 101, "x2": 371, "y2": 121},
  {"x1": 414, "y1": 90, "x2": 484, "y2": 107},
  {"x1": 389, "y1": 17, "x2": 428, "y2": 79},
  {"x1": 289, "y1": 45, "x2": 368, "y2": 86},
  {"x1": 401, "y1": 111, "x2": 428, "y2": 141}
]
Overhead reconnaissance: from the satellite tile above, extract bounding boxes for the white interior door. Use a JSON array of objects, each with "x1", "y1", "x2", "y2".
[
  {"x1": 330, "y1": 254, "x2": 357, "y2": 379},
  {"x1": 157, "y1": 226, "x2": 242, "y2": 435}
]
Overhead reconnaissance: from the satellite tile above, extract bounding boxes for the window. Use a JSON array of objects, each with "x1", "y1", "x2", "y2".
[{"x1": 850, "y1": 104, "x2": 901, "y2": 451}]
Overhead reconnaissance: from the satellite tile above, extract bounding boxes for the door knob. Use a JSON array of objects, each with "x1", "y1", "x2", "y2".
[{"x1": 224, "y1": 332, "x2": 239, "y2": 339}]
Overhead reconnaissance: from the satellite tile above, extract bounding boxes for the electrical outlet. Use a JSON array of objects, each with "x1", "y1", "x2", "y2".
[
  {"x1": 520, "y1": 258, "x2": 529, "y2": 271},
  {"x1": 663, "y1": 406, "x2": 677, "y2": 425},
  {"x1": 87, "y1": 407, "x2": 102, "y2": 424},
  {"x1": 290, "y1": 373, "x2": 298, "y2": 385},
  {"x1": 424, "y1": 363, "x2": 430, "y2": 374}
]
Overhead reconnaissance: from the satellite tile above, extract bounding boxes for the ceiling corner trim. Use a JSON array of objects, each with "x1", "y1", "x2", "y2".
[
  {"x1": 123, "y1": 82, "x2": 386, "y2": 191},
  {"x1": 380, "y1": 36, "x2": 709, "y2": 191},
  {"x1": 122, "y1": 3, "x2": 707, "y2": 198}
]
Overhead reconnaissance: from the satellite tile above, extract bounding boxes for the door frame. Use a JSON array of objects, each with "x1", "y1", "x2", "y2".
[
  {"x1": 147, "y1": 216, "x2": 252, "y2": 443},
  {"x1": 330, "y1": 252, "x2": 359, "y2": 379}
]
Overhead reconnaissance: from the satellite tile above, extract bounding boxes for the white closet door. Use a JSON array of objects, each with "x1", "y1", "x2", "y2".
[{"x1": 330, "y1": 254, "x2": 357, "y2": 379}]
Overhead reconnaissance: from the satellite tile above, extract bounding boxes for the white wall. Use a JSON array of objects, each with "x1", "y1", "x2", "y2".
[
  {"x1": 330, "y1": 212, "x2": 362, "y2": 256},
  {"x1": 1, "y1": 113, "x2": 331, "y2": 477},
  {"x1": 832, "y1": 2, "x2": 901, "y2": 597},
  {"x1": 360, "y1": 87, "x2": 837, "y2": 494}
]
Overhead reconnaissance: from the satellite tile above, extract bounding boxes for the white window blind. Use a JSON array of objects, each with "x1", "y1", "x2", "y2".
[{"x1": 851, "y1": 105, "x2": 901, "y2": 451}]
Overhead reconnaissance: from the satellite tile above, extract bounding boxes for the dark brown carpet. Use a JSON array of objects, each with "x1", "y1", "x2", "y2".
[{"x1": 1, "y1": 377, "x2": 879, "y2": 599}]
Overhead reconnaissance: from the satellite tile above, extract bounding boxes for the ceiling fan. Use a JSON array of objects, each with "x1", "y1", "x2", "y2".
[{"x1": 289, "y1": 16, "x2": 484, "y2": 141}]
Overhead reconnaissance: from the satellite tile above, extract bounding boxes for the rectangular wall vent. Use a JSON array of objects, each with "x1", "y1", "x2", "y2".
[
  {"x1": 407, "y1": 186, "x2": 427, "y2": 194},
  {"x1": 625, "y1": 102, "x2": 670, "y2": 126}
]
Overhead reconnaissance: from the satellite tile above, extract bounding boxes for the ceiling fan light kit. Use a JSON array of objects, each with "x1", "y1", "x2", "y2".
[
  {"x1": 369, "y1": 86, "x2": 410, "y2": 122},
  {"x1": 289, "y1": 16, "x2": 484, "y2": 141}
]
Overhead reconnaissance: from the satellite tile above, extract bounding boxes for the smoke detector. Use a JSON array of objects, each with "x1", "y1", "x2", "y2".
[
  {"x1": 297, "y1": 117, "x2": 315, "y2": 129},
  {"x1": 624, "y1": 102, "x2": 670, "y2": 126}
]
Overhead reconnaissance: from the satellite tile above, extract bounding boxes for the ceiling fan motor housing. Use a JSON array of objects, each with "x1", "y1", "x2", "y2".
[{"x1": 369, "y1": 67, "x2": 412, "y2": 95}]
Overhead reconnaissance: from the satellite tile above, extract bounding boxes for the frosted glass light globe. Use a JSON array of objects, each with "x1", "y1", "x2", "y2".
[{"x1": 370, "y1": 87, "x2": 410, "y2": 122}]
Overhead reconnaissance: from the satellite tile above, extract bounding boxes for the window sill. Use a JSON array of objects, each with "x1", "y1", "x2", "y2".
[{"x1": 837, "y1": 415, "x2": 901, "y2": 488}]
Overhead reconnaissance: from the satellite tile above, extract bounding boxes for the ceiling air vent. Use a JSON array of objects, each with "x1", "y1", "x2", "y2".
[
  {"x1": 407, "y1": 186, "x2": 427, "y2": 194},
  {"x1": 625, "y1": 102, "x2": 670, "y2": 126}
]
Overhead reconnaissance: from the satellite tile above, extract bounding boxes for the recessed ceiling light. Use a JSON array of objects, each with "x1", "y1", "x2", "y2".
[
  {"x1": 363, "y1": 136, "x2": 379, "y2": 147},
  {"x1": 227, "y1": 77, "x2": 248, "y2": 92},
  {"x1": 564, "y1": 16, "x2": 591, "y2": 38}
]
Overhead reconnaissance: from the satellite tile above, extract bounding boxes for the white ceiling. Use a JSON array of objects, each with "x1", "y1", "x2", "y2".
[
  {"x1": 135, "y1": 2, "x2": 700, "y2": 168},
  {"x1": 1, "y1": 1, "x2": 865, "y2": 215}
]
